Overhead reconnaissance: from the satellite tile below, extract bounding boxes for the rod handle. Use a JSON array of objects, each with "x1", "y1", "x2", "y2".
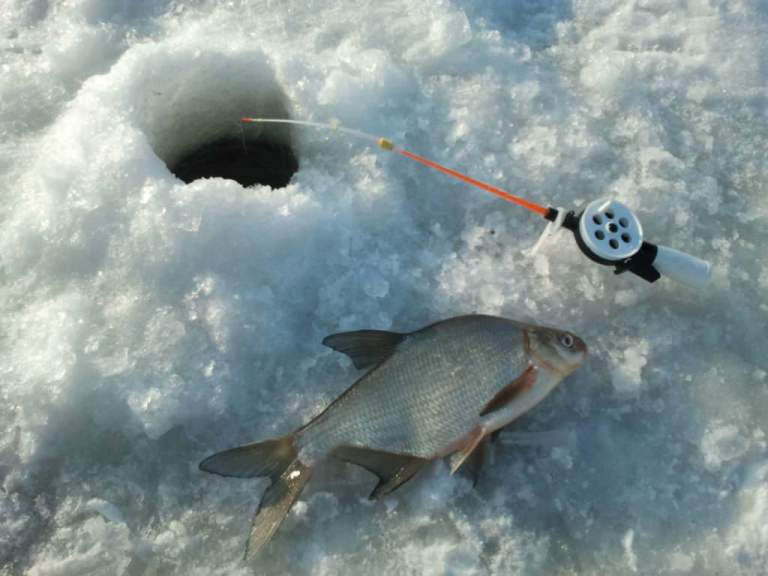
[{"x1": 653, "y1": 245, "x2": 712, "y2": 288}]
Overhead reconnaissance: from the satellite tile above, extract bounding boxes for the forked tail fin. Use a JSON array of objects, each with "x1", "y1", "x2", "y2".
[
  {"x1": 245, "y1": 458, "x2": 311, "y2": 559},
  {"x1": 199, "y1": 436, "x2": 312, "y2": 560}
]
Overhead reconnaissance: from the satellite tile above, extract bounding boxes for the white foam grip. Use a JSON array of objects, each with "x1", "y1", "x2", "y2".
[{"x1": 653, "y1": 245, "x2": 712, "y2": 288}]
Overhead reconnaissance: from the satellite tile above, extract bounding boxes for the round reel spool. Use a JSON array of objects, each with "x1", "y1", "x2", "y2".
[{"x1": 578, "y1": 199, "x2": 643, "y2": 262}]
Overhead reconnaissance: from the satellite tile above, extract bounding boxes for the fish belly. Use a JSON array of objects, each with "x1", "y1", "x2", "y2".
[{"x1": 298, "y1": 317, "x2": 527, "y2": 463}]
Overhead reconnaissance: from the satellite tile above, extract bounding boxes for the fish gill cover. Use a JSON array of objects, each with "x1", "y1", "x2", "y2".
[{"x1": 0, "y1": 0, "x2": 766, "y2": 574}]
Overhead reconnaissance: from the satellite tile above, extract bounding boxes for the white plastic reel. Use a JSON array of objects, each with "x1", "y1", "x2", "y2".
[{"x1": 579, "y1": 199, "x2": 643, "y2": 261}]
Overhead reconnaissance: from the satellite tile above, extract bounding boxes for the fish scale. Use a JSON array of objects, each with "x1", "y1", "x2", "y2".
[{"x1": 298, "y1": 317, "x2": 527, "y2": 461}]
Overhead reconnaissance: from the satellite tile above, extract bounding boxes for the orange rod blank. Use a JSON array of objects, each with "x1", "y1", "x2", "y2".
[
  {"x1": 392, "y1": 147, "x2": 550, "y2": 217},
  {"x1": 241, "y1": 117, "x2": 550, "y2": 217}
]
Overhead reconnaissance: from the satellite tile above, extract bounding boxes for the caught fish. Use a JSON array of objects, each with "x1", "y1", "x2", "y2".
[{"x1": 199, "y1": 314, "x2": 587, "y2": 559}]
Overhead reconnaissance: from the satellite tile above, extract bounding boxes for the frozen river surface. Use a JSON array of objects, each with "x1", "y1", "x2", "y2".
[{"x1": 1, "y1": 1, "x2": 767, "y2": 574}]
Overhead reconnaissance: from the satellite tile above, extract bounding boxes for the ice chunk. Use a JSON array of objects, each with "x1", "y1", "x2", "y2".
[
  {"x1": 622, "y1": 529, "x2": 638, "y2": 573},
  {"x1": 609, "y1": 339, "x2": 650, "y2": 396},
  {"x1": 700, "y1": 424, "x2": 750, "y2": 471},
  {"x1": 85, "y1": 498, "x2": 126, "y2": 525}
]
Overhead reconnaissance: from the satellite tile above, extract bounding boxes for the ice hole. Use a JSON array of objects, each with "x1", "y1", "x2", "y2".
[{"x1": 141, "y1": 56, "x2": 298, "y2": 188}]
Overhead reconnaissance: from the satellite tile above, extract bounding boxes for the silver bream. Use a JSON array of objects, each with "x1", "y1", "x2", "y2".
[{"x1": 200, "y1": 314, "x2": 587, "y2": 559}]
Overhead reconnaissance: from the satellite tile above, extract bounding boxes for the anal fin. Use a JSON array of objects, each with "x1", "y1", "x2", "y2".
[{"x1": 333, "y1": 445, "x2": 427, "y2": 499}]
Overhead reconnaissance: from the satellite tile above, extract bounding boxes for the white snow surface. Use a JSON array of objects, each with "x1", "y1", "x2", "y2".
[{"x1": 1, "y1": 0, "x2": 767, "y2": 574}]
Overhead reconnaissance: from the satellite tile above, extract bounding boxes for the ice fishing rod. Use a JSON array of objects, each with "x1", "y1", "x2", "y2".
[{"x1": 242, "y1": 118, "x2": 712, "y2": 288}]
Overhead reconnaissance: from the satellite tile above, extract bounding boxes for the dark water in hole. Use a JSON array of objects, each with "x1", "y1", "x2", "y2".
[{"x1": 172, "y1": 137, "x2": 298, "y2": 188}]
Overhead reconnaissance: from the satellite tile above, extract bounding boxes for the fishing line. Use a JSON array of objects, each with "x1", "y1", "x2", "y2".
[{"x1": 238, "y1": 121, "x2": 249, "y2": 156}]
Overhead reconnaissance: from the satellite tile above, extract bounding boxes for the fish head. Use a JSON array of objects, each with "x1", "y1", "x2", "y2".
[{"x1": 524, "y1": 327, "x2": 587, "y2": 377}]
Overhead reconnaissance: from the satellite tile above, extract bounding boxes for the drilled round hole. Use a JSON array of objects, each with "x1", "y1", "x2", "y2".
[
  {"x1": 592, "y1": 214, "x2": 602, "y2": 225},
  {"x1": 608, "y1": 223, "x2": 618, "y2": 233},
  {"x1": 171, "y1": 137, "x2": 298, "y2": 188},
  {"x1": 609, "y1": 238, "x2": 619, "y2": 249},
  {"x1": 619, "y1": 217, "x2": 629, "y2": 228},
  {"x1": 140, "y1": 56, "x2": 299, "y2": 189},
  {"x1": 605, "y1": 210, "x2": 614, "y2": 219},
  {"x1": 595, "y1": 230, "x2": 605, "y2": 240},
  {"x1": 621, "y1": 233, "x2": 631, "y2": 243}
]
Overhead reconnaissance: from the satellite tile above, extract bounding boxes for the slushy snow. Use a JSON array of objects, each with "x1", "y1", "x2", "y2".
[{"x1": 1, "y1": 0, "x2": 767, "y2": 574}]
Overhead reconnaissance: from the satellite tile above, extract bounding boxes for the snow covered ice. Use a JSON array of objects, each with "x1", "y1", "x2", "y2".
[{"x1": 1, "y1": 0, "x2": 766, "y2": 574}]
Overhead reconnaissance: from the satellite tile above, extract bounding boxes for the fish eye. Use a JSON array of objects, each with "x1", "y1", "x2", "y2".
[{"x1": 558, "y1": 333, "x2": 574, "y2": 349}]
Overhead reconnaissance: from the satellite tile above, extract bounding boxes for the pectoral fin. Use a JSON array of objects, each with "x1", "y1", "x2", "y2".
[
  {"x1": 322, "y1": 330, "x2": 407, "y2": 369},
  {"x1": 448, "y1": 367, "x2": 539, "y2": 478},
  {"x1": 480, "y1": 365, "x2": 538, "y2": 417},
  {"x1": 333, "y1": 445, "x2": 427, "y2": 499}
]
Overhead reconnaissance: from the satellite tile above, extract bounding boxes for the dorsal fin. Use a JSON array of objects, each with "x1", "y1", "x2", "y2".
[
  {"x1": 333, "y1": 445, "x2": 427, "y2": 499},
  {"x1": 322, "y1": 330, "x2": 407, "y2": 369}
]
